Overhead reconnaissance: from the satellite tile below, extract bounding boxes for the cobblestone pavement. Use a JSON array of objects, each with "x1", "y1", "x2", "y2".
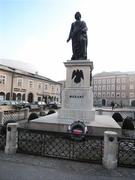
[{"x1": 0, "y1": 151, "x2": 135, "y2": 180}]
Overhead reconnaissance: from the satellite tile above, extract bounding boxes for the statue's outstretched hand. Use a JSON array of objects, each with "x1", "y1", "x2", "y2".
[{"x1": 67, "y1": 38, "x2": 70, "y2": 43}]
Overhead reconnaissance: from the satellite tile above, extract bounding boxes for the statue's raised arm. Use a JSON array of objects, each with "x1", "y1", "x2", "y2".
[{"x1": 67, "y1": 12, "x2": 88, "y2": 60}]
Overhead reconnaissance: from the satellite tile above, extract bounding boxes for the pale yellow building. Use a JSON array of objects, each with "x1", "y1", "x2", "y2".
[{"x1": 0, "y1": 63, "x2": 61, "y2": 103}]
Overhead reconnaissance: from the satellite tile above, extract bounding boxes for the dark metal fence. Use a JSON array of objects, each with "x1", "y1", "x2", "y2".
[
  {"x1": 1, "y1": 126, "x2": 135, "y2": 168},
  {"x1": 0, "y1": 126, "x2": 6, "y2": 151},
  {"x1": 17, "y1": 128, "x2": 103, "y2": 163},
  {"x1": 118, "y1": 137, "x2": 135, "y2": 168}
]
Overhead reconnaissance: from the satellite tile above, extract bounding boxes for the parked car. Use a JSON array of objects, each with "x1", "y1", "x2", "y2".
[
  {"x1": 0, "y1": 100, "x2": 19, "y2": 106},
  {"x1": 0, "y1": 100, "x2": 14, "y2": 106},
  {"x1": 37, "y1": 101, "x2": 46, "y2": 106},
  {"x1": 48, "y1": 102, "x2": 61, "y2": 109},
  {"x1": 30, "y1": 101, "x2": 39, "y2": 110},
  {"x1": 0, "y1": 100, "x2": 23, "y2": 110},
  {"x1": 37, "y1": 101, "x2": 46, "y2": 109},
  {"x1": 17, "y1": 101, "x2": 31, "y2": 109}
]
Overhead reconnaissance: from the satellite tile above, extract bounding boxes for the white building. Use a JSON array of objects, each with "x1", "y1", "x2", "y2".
[{"x1": 93, "y1": 71, "x2": 135, "y2": 107}]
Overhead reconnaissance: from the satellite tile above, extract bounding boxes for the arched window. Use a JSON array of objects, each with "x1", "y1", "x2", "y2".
[
  {"x1": 6, "y1": 92, "x2": 10, "y2": 100},
  {"x1": 131, "y1": 100, "x2": 135, "y2": 107},
  {"x1": 0, "y1": 92, "x2": 5, "y2": 100},
  {"x1": 22, "y1": 94, "x2": 25, "y2": 101},
  {"x1": 13, "y1": 93, "x2": 16, "y2": 100},
  {"x1": 17, "y1": 93, "x2": 21, "y2": 101},
  {"x1": 27, "y1": 93, "x2": 33, "y2": 103},
  {"x1": 102, "y1": 99, "x2": 106, "y2": 106}
]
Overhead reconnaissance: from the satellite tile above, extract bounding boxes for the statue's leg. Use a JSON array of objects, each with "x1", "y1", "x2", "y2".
[
  {"x1": 80, "y1": 39, "x2": 87, "y2": 59},
  {"x1": 71, "y1": 41, "x2": 75, "y2": 60},
  {"x1": 72, "y1": 39, "x2": 80, "y2": 60}
]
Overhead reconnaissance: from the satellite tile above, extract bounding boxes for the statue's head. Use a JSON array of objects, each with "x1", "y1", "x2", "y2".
[{"x1": 75, "y1": 12, "x2": 81, "y2": 20}]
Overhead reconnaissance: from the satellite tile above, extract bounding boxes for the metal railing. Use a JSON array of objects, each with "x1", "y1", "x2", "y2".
[
  {"x1": 17, "y1": 128, "x2": 103, "y2": 163},
  {"x1": 3, "y1": 110, "x2": 25, "y2": 123},
  {"x1": 0, "y1": 125, "x2": 6, "y2": 151},
  {"x1": 118, "y1": 137, "x2": 135, "y2": 168},
  {"x1": 1, "y1": 126, "x2": 135, "y2": 168}
]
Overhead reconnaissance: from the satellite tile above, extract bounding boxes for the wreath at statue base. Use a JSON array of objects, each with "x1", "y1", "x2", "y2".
[{"x1": 68, "y1": 121, "x2": 88, "y2": 141}]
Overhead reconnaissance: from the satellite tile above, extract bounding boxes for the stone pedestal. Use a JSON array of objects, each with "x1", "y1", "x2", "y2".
[
  {"x1": 103, "y1": 131, "x2": 118, "y2": 169},
  {"x1": 5, "y1": 123, "x2": 18, "y2": 154},
  {"x1": 58, "y1": 60, "x2": 95, "y2": 124},
  {"x1": 29, "y1": 59, "x2": 121, "y2": 136}
]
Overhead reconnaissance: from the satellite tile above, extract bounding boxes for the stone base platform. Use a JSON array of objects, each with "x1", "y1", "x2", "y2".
[
  {"x1": 28, "y1": 112, "x2": 121, "y2": 136},
  {"x1": 58, "y1": 108, "x2": 95, "y2": 124}
]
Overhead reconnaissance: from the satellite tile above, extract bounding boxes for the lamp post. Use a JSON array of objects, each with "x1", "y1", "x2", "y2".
[
  {"x1": 115, "y1": 75, "x2": 117, "y2": 104},
  {"x1": 10, "y1": 68, "x2": 15, "y2": 101}
]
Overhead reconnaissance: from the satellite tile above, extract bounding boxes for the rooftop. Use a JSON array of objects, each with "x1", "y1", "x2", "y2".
[
  {"x1": 94, "y1": 71, "x2": 135, "y2": 77},
  {"x1": 0, "y1": 59, "x2": 61, "y2": 84}
]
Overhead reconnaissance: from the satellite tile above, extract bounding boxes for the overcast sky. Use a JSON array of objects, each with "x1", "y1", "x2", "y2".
[{"x1": 0, "y1": 0, "x2": 135, "y2": 81}]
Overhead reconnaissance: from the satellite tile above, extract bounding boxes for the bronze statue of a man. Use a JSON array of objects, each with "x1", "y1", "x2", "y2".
[{"x1": 67, "y1": 12, "x2": 88, "y2": 60}]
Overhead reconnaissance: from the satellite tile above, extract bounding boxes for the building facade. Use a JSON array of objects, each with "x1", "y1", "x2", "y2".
[
  {"x1": 0, "y1": 64, "x2": 61, "y2": 103},
  {"x1": 93, "y1": 72, "x2": 135, "y2": 107}
]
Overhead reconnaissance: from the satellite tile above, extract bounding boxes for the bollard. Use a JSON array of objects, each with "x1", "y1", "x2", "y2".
[
  {"x1": 0, "y1": 111, "x2": 4, "y2": 124},
  {"x1": 103, "y1": 131, "x2": 118, "y2": 169},
  {"x1": 40, "y1": 106, "x2": 44, "y2": 112},
  {"x1": 24, "y1": 108, "x2": 29, "y2": 120},
  {"x1": 40, "y1": 106, "x2": 46, "y2": 116},
  {"x1": 5, "y1": 123, "x2": 18, "y2": 154},
  {"x1": 98, "y1": 109, "x2": 103, "y2": 115}
]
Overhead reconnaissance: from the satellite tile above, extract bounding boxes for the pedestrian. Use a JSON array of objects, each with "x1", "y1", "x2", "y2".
[{"x1": 111, "y1": 101, "x2": 115, "y2": 110}]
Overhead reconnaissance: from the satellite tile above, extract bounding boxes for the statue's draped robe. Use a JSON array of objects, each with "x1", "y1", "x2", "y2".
[{"x1": 68, "y1": 20, "x2": 88, "y2": 60}]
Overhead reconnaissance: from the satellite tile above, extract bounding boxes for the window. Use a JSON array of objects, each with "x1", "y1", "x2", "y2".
[
  {"x1": 94, "y1": 86, "x2": 97, "y2": 91},
  {"x1": 94, "y1": 80, "x2": 97, "y2": 84},
  {"x1": 122, "y1": 78, "x2": 126, "y2": 83},
  {"x1": 0, "y1": 75, "x2": 6, "y2": 85},
  {"x1": 111, "y1": 85, "x2": 115, "y2": 91},
  {"x1": 121, "y1": 85, "x2": 126, "y2": 90},
  {"x1": 98, "y1": 80, "x2": 101, "y2": 84},
  {"x1": 129, "y1": 77, "x2": 134, "y2": 82},
  {"x1": 102, "y1": 92, "x2": 106, "y2": 97},
  {"x1": 111, "y1": 92, "x2": 115, "y2": 97},
  {"x1": 116, "y1": 93, "x2": 120, "y2": 97},
  {"x1": 38, "y1": 82, "x2": 42, "y2": 89},
  {"x1": 107, "y1": 92, "x2": 110, "y2": 97},
  {"x1": 102, "y1": 79, "x2": 106, "y2": 84},
  {"x1": 38, "y1": 96, "x2": 41, "y2": 101},
  {"x1": 116, "y1": 78, "x2": 120, "y2": 83},
  {"x1": 107, "y1": 85, "x2": 110, "y2": 90},
  {"x1": 17, "y1": 78, "x2": 23, "y2": 87},
  {"x1": 29, "y1": 80, "x2": 34, "y2": 88},
  {"x1": 116, "y1": 85, "x2": 120, "y2": 90},
  {"x1": 98, "y1": 86, "x2": 101, "y2": 91},
  {"x1": 111, "y1": 78, "x2": 115, "y2": 84},
  {"x1": 130, "y1": 84, "x2": 134, "y2": 90},
  {"x1": 121, "y1": 93, "x2": 126, "y2": 98},
  {"x1": 98, "y1": 92, "x2": 101, "y2": 97},
  {"x1": 45, "y1": 84, "x2": 48, "y2": 90},
  {"x1": 107, "y1": 79, "x2": 110, "y2": 84},
  {"x1": 130, "y1": 92, "x2": 134, "y2": 98},
  {"x1": 102, "y1": 85, "x2": 106, "y2": 90}
]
